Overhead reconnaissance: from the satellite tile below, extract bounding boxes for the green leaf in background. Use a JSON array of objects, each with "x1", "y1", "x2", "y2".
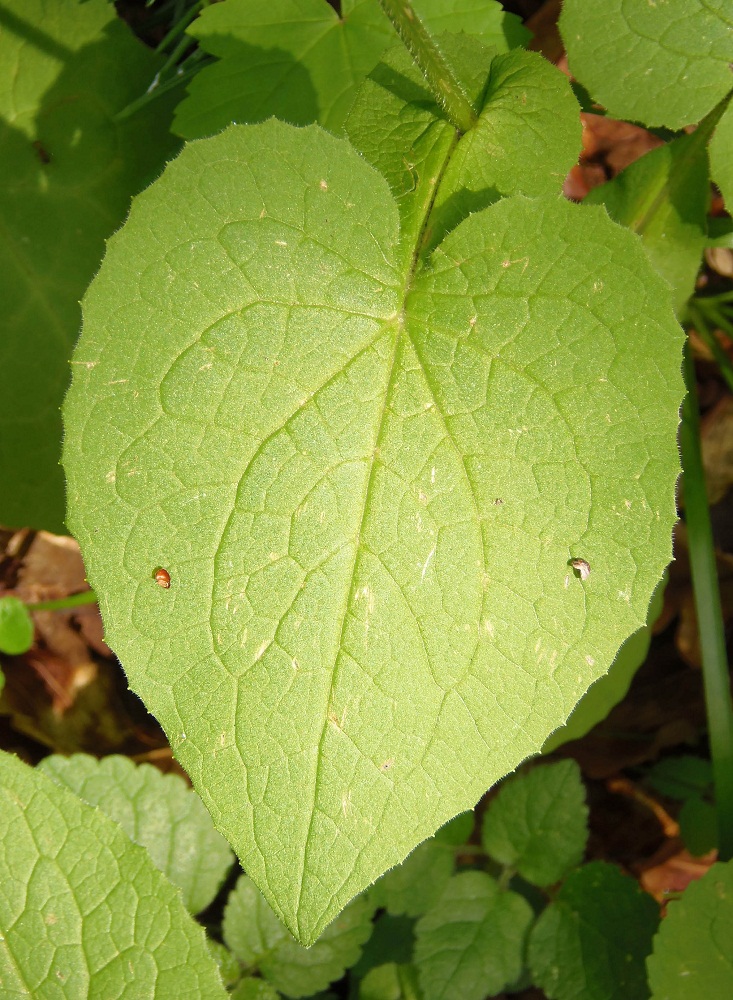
[
  {"x1": 543, "y1": 577, "x2": 665, "y2": 752},
  {"x1": 648, "y1": 860, "x2": 733, "y2": 998},
  {"x1": 678, "y1": 795, "x2": 718, "y2": 856},
  {"x1": 346, "y1": 36, "x2": 581, "y2": 256},
  {"x1": 63, "y1": 115, "x2": 684, "y2": 943},
  {"x1": 0, "y1": 594, "x2": 34, "y2": 655},
  {"x1": 559, "y1": 0, "x2": 733, "y2": 130},
  {"x1": 172, "y1": 0, "x2": 527, "y2": 138},
  {"x1": 209, "y1": 939, "x2": 245, "y2": 990},
  {"x1": 351, "y1": 913, "x2": 415, "y2": 983},
  {"x1": 434, "y1": 811, "x2": 473, "y2": 845},
  {"x1": 645, "y1": 754, "x2": 713, "y2": 800},
  {"x1": 644, "y1": 757, "x2": 718, "y2": 853},
  {"x1": 0, "y1": 750, "x2": 227, "y2": 999},
  {"x1": 37, "y1": 753, "x2": 234, "y2": 914},
  {"x1": 370, "y1": 839, "x2": 455, "y2": 917},
  {"x1": 528, "y1": 861, "x2": 659, "y2": 1000},
  {"x1": 222, "y1": 875, "x2": 374, "y2": 998},
  {"x1": 359, "y1": 963, "x2": 421, "y2": 1000},
  {"x1": 413, "y1": 871, "x2": 533, "y2": 1000},
  {"x1": 585, "y1": 115, "x2": 718, "y2": 317},
  {"x1": 0, "y1": 0, "x2": 182, "y2": 533},
  {"x1": 481, "y1": 760, "x2": 588, "y2": 887},
  {"x1": 710, "y1": 100, "x2": 733, "y2": 213},
  {"x1": 231, "y1": 979, "x2": 283, "y2": 1000}
]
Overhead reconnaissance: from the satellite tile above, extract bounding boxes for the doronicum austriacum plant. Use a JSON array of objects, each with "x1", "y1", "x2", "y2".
[{"x1": 1, "y1": 0, "x2": 733, "y2": 997}]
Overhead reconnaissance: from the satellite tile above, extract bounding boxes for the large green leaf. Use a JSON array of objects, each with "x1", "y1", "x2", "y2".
[
  {"x1": 542, "y1": 577, "x2": 665, "y2": 751},
  {"x1": 64, "y1": 111, "x2": 684, "y2": 944},
  {"x1": 0, "y1": 751, "x2": 227, "y2": 998},
  {"x1": 172, "y1": 0, "x2": 528, "y2": 138},
  {"x1": 560, "y1": 0, "x2": 733, "y2": 129},
  {"x1": 0, "y1": 0, "x2": 181, "y2": 533}
]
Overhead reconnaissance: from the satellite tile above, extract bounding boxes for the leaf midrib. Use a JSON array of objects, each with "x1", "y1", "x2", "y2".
[{"x1": 295, "y1": 107, "x2": 484, "y2": 936}]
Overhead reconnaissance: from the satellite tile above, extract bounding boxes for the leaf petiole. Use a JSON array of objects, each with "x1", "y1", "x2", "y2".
[{"x1": 377, "y1": 0, "x2": 477, "y2": 133}]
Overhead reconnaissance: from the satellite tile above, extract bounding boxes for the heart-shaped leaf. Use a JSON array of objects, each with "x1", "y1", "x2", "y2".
[{"x1": 64, "y1": 109, "x2": 683, "y2": 943}]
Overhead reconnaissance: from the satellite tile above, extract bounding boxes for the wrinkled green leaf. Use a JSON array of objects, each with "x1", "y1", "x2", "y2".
[
  {"x1": 0, "y1": 595, "x2": 34, "y2": 655},
  {"x1": 0, "y1": 0, "x2": 181, "y2": 532},
  {"x1": 648, "y1": 860, "x2": 733, "y2": 998},
  {"x1": 64, "y1": 118, "x2": 684, "y2": 943},
  {"x1": 0, "y1": 750, "x2": 227, "y2": 999},
  {"x1": 346, "y1": 37, "x2": 581, "y2": 255},
  {"x1": 710, "y1": 100, "x2": 733, "y2": 213},
  {"x1": 481, "y1": 760, "x2": 587, "y2": 887},
  {"x1": 560, "y1": 0, "x2": 733, "y2": 129},
  {"x1": 38, "y1": 753, "x2": 234, "y2": 914},
  {"x1": 414, "y1": 871, "x2": 533, "y2": 1000},
  {"x1": 424, "y1": 47, "x2": 582, "y2": 252},
  {"x1": 528, "y1": 861, "x2": 659, "y2": 1000},
  {"x1": 585, "y1": 122, "x2": 715, "y2": 316},
  {"x1": 223, "y1": 875, "x2": 374, "y2": 997},
  {"x1": 173, "y1": 0, "x2": 527, "y2": 138}
]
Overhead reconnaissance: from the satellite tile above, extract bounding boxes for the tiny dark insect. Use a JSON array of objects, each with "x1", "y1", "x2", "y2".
[
  {"x1": 570, "y1": 558, "x2": 591, "y2": 581},
  {"x1": 32, "y1": 140, "x2": 51, "y2": 164},
  {"x1": 154, "y1": 567, "x2": 171, "y2": 589}
]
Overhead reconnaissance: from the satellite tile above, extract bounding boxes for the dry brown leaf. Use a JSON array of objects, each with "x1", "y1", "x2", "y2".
[
  {"x1": 700, "y1": 394, "x2": 733, "y2": 505},
  {"x1": 3, "y1": 530, "x2": 111, "y2": 709},
  {"x1": 705, "y1": 247, "x2": 733, "y2": 279},
  {"x1": 640, "y1": 847, "x2": 716, "y2": 903}
]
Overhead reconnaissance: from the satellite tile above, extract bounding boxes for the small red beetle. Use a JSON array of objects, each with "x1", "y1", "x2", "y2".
[{"x1": 154, "y1": 567, "x2": 171, "y2": 589}]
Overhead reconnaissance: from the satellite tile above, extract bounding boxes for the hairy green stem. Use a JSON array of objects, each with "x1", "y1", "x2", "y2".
[
  {"x1": 377, "y1": 0, "x2": 477, "y2": 133},
  {"x1": 680, "y1": 343, "x2": 733, "y2": 860},
  {"x1": 27, "y1": 590, "x2": 98, "y2": 612}
]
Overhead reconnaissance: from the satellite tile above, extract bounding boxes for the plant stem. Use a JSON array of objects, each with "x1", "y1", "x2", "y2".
[
  {"x1": 688, "y1": 302, "x2": 733, "y2": 395},
  {"x1": 680, "y1": 342, "x2": 733, "y2": 860},
  {"x1": 113, "y1": 53, "x2": 207, "y2": 122},
  {"x1": 377, "y1": 0, "x2": 477, "y2": 133},
  {"x1": 154, "y1": 0, "x2": 205, "y2": 54},
  {"x1": 27, "y1": 590, "x2": 98, "y2": 612}
]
